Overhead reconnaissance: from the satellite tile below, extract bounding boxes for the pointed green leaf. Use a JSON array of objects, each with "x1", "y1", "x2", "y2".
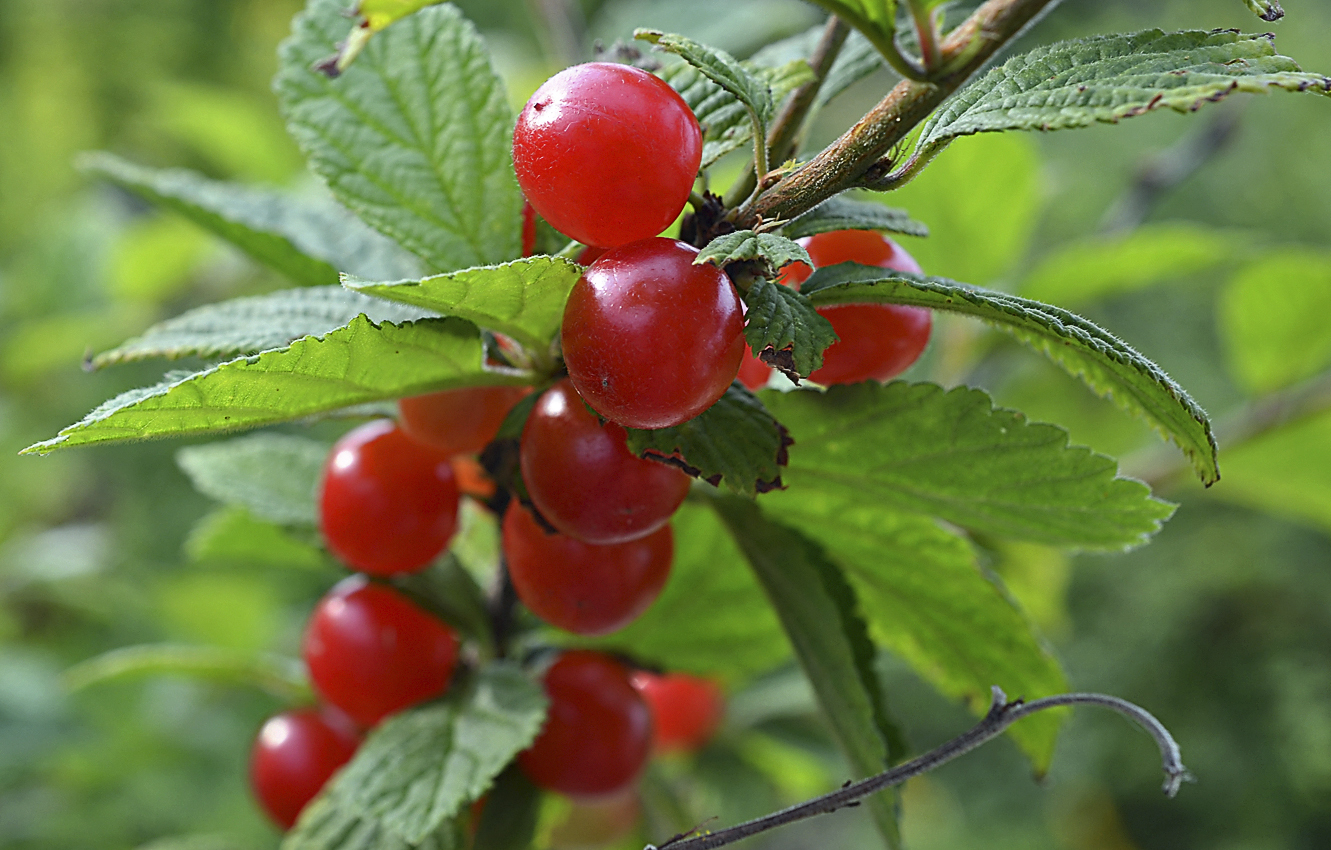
[
  {"x1": 783, "y1": 196, "x2": 929, "y2": 240},
  {"x1": 93, "y1": 287, "x2": 433, "y2": 367},
  {"x1": 802, "y1": 265, "x2": 1220, "y2": 485},
  {"x1": 344, "y1": 257, "x2": 582, "y2": 351},
  {"x1": 185, "y1": 507, "x2": 326, "y2": 570},
  {"x1": 80, "y1": 153, "x2": 422, "y2": 285},
  {"x1": 64, "y1": 644, "x2": 309, "y2": 703},
  {"x1": 914, "y1": 29, "x2": 1331, "y2": 164},
  {"x1": 761, "y1": 488, "x2": 1069, "y2": 768},
  {"x1": 1219, "y1": 249, "x2": 1331, "y2": 394},
  {"x1": 334, "y1": 663, "x2": 547, "y2": 844},
  {"x1": 622, "y1": 384, "x2": 790, "y2": 496},
  {"x1": 741, "y1": 277, "x2": 837, "y2": 379},
  {"x1": 284, "y1": 798, "x2": 463, "y2": 850},
  {"x1": 24, "y1": 317, "x2": 528, "y2": 455},
  {"x1": 763, "y1": 383, "x2": 1175, "y2": 549},
  {"x1": 636, "y1": 29, "x2": 774, "y2": 124},
  {"x1": 176, "y1": 434, "x2": 329, "y2": 526},
  {"x1": 275, "y1": 0, "x2": 522, "y2": 272},
  {"x1": 696, "y1": 230, "x2": 812, "y2": 271},
  {"x1": 583, "y1": 503, "x2": 789, "y2": 685},
  {"x1": 711, "y1": 494, "x2": 902, "y2": 850}
]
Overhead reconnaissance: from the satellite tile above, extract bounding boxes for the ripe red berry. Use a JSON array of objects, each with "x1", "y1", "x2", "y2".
[
  {"x1": 250, "y1": 707, "x2": 360, "y2": 830},
  {"x1": 303, "y1": 576, "x2": 460, "y2": 727},
  {"x1": 521, "y1": 380, "x2": 690, "y2": 544},
  {"x1": 522, "y1": 199, "x2": 538, "y2": 257},
  {"x1": 319, "y1": 419, "x2": 460, "y2": 576},
  {"x1": 561, "y1": 238, "x2": 746, "y2": 429},
  {"x1": 779, "y1": 230, "x2": 931, "y2": 385},
  {"x1": 503, "y1": 503, "x2": 672, "y2": 636},
  {"x1": 513, "y1": 63, "x2": 702, "y2": 248},
  {"x1": 519, "y1": 651, "x2": 652, "y2": 797},
  {"x1": 629, "y1": 671, "x2": 725, "y2": 754},
  {"x1": 397, "y1": 385, "x2": 529, "y2": 457}
]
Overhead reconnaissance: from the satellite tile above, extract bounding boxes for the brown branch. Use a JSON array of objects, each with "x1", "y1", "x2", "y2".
[{"x1": 738, "y1": 0, "x2": 1061, "y2": 229}]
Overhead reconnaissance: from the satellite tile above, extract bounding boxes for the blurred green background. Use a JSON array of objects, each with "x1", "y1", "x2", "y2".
[{"x1": 2, "y1": 1, "x2": 1331, "y2": 848}]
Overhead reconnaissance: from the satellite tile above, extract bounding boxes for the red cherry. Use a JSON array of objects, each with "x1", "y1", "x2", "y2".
[
  {"x1": 629, "y1": 671, "x2": 724, "y2": 754},
  {"x1": 319, "y1": 420, "x2": 459, "y2": 576},
  {"x1": 250, "y1": 706, "x2": 360, "y2": 830},
  {"x1": 522, "y1": 199, "x2": 538, "y2": 257},
  {"x1": 303, "y1": 576, "x2": 460, "y2": 727},
  {"x1": 561, "y1": 238, "x2": 746, "y2": 429},
  {"x1": 503, "y1": 503, "x2": 672, "y2": 636},
  {"x1": 520, "y1": 380, "x2": 690, "y2": 544},
  {"x1": 577, "y1": 244, "x2": 607, "y2": 266},
  {"x1": 519, "y1": 651, "x2": 652, "y2": 797},
  {"x1": 778, "y1": 230, "x2": 931, "y2": 385},
  {"x1": 397, "y1": 385, "x2": 529, "y2": 457},
  {"x1": 513, "y1": 63, "x2": 702, "y2": 248}
]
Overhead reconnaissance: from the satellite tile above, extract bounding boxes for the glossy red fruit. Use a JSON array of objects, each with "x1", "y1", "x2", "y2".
[
  {"x1": 562, "y1": 238, "x2": 746, "y2": 429},
  {"x1": 630, "y1": 671, "x2": 725, "y2": 754},
  {"x1": 521, "y1": 380, "x2": 690, "y2": 544},
  {"x1": 319, "y1": 420, "x2": 459, "y2": 576},
  {"x1": 397, "y1": 385, "x2": 529, "y2": 457},
  {"x1": 503, "y1": 504, "x2": 672, "y2": 636},
  {"x1": 519, "y1": 651, "x2": 652, "y2": 797},
  {"x1": 779, "y1": 230, "x2": 931, "y2": 385},
  {"x1": 303, "y1": 576, "x2": 460, "y2": 727},
  {"x1": 513, "y1": 63, "x2": 702, "y2": 248},
  {"x1": 250, "y1": 707, "x2": 360, "y2": 830},
  {"x1": 522, "y1": 199, "x2": 538, "y2": 257}
]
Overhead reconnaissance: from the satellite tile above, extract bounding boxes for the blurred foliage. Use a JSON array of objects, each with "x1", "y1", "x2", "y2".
[{"x1": 2, "y1": 1, "x2": 1331, "y2": 849}]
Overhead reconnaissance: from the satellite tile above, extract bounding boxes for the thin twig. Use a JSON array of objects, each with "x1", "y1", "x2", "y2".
[{"x1": 646, "y1": 687, "x2": 1189, "y2": 850}]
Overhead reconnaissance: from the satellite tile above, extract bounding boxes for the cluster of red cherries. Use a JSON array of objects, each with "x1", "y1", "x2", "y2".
[{"x1": 248, "y1": 58, "x2": 931, "y2": 836}]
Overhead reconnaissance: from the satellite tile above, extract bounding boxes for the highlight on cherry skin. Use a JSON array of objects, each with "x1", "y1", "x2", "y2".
[
  {"x1": 561, "y1": 237, "x2": 746, "y2": 430},
  {"x1": 303, "y1": 575, "x2": 460, "y2": 728},
  {"x1": 520, "y1": 379, "x2": 691, "y2": 545},
  {"x1": 250, "y1": 706, "x2": 361, "y2": 830},
  {"x1": 503, "y1": 502, "x2": 674, "y2": 636},
  {"x1": 319, "y1": 419, "x2": 460, "y2": 576},
  {"x1": 518, "y1": 650, "x2": 653, "y2": 798},
  {"x1": 513, "y1": 62, "x2": 702, "y2": 249}
]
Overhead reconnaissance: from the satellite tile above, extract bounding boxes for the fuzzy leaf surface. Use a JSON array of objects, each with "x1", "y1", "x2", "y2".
[
  {"x1": 695, "y1": 230, "x2": 812, "y2": 271},
  {"x1": 802, "y1": 265, "x2": 1219, "y2": 485},
  {"x1": 916, "y1": 29, "x2": 1331, "y2": 160},
  {"x1": 783, "y1": 196, "x2": 929, "y2": 240},
  {"x1": 712, "y1": 494, "x2": 902, "y2": 850},
  {"x1": 80, "y1": 153, "x2": 422, "y2": 285},
  {"x1": 344, "y1": 257, "x2": 582, "y2": 350},
  {"x1": 64, "y1": 644, "x2": 309, "y2": 703},
  {"x1": 741, "y1": 277, "x2": 837, "y2": 379},
  {"x1": 94, "y1": 287, "x2": 433, "y2": 366},
  {"x1": 760, "y1": 487, "x2": 1069, "y2": 768},
  {"x1": 275, "y1": 0, "x2": 521, "y2": 272},
  {"x1": 637, "y1": 29, "x2": 774, "y2": 124},
  {"x1": 622, "y1": 384, "x2": 790, "y2": 496},
  {"x1": 332, "y1": 663, "x2": 546, "y2": 844},
  {"x1": 284, "y1": 800, "x2": 463, "y2": 850},
  {"x1": 583, "y1": 503, "x2": 789, "y2": 685},
  {"x1": 25, "y1": 317, "x2": 526, "y2": 454},
  {"x1": 176, "y1": 433, "x2": 328, "y2": 526},
  {"x1": 763, "y1": 383, "x2": 1175, "y2": 549}
]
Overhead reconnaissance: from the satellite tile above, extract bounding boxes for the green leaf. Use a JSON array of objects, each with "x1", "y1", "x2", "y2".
[
  {"x1": 284, "y1": 798, "x2": 463, "y2": 850},
  {"x1": 1213, "y1": 409, "x2": 1331, "y2": 535},
  {"x1": 741, "y1": 277, "x2": 837, "y2": 379},
  {"x1": 762, "y1": 383, "x2": 1175, "y2": 549},
  {"x1": 80, "y1": 152, "x2": 422, "y2": 285},
  {"x1": 185, "y1": 506, "x2": 326, "y2": 570},
  {"x1": 760, "y1": 488, "x2": 1069, "y2": 768},
  {"x1": 636, "y1": 29, "x2": 774, "y2": 131},
  {"x1": 1021, "y1": 223, "x2": 1247, "y2": 307},
  {"x1": 783, "y1": 196, "x2": 929, "y2": 240},
  {"x1": 176, "y1": 433, "x2": 329, "y2": 526},
  {"x1": 344, "y1": 257, "x2": 582, "y2": 351},
  {"x1": 800, "y1": 2, "x2": 898, "y2": 64},
  {"x1": 275, "y1": 0, "x2": 522, "y2": 273},
  {"x1": 470, "y1": 768, "x2": 540, "y2": 850},
  {"x1": 93, "y1": 287, "x2": 433, "y2": 367},
  {"x1": 1219, "y1": 249, "x2": 1331, "y2": 394},
  {"x1": 333, "y1": 663, "x2": 547, "y2": 844},
  {"x1": 622, "y1": 384, "x2": 791, "y2": 496},
  {"x1": 711, "y1": 494, "x2": 902, "y2": 850},
  {"x1": 25, "y1": 316, "x2": 527, "y2": 455},
  {"x1": 1242, "y1": 0, "x2": 1284, "y2": 22},
  {"x1": 392, "y1": 556, "x2": 495, "y2": 650},
  {"x1": 64, "y1": 643, "x2": 309, "y2": 703},
  {"x1": 751, "y1": 26, "x2": 886, "y2": 111},
  {"x1": 695, "y1": 230, "x2": 812, "y2": 272},
  {"x1": 360, "y1": 0, "x2": 442, "y2": 30},
  {"x1": 914, "y1": 30, "x2": 1331, "y2": 163},
  {"x1": 801, "y1": 265, "x2": 1220, "y2": 485},
  {"x1": 583, "y1": 503, "x2": 789, "y2": 685}
]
